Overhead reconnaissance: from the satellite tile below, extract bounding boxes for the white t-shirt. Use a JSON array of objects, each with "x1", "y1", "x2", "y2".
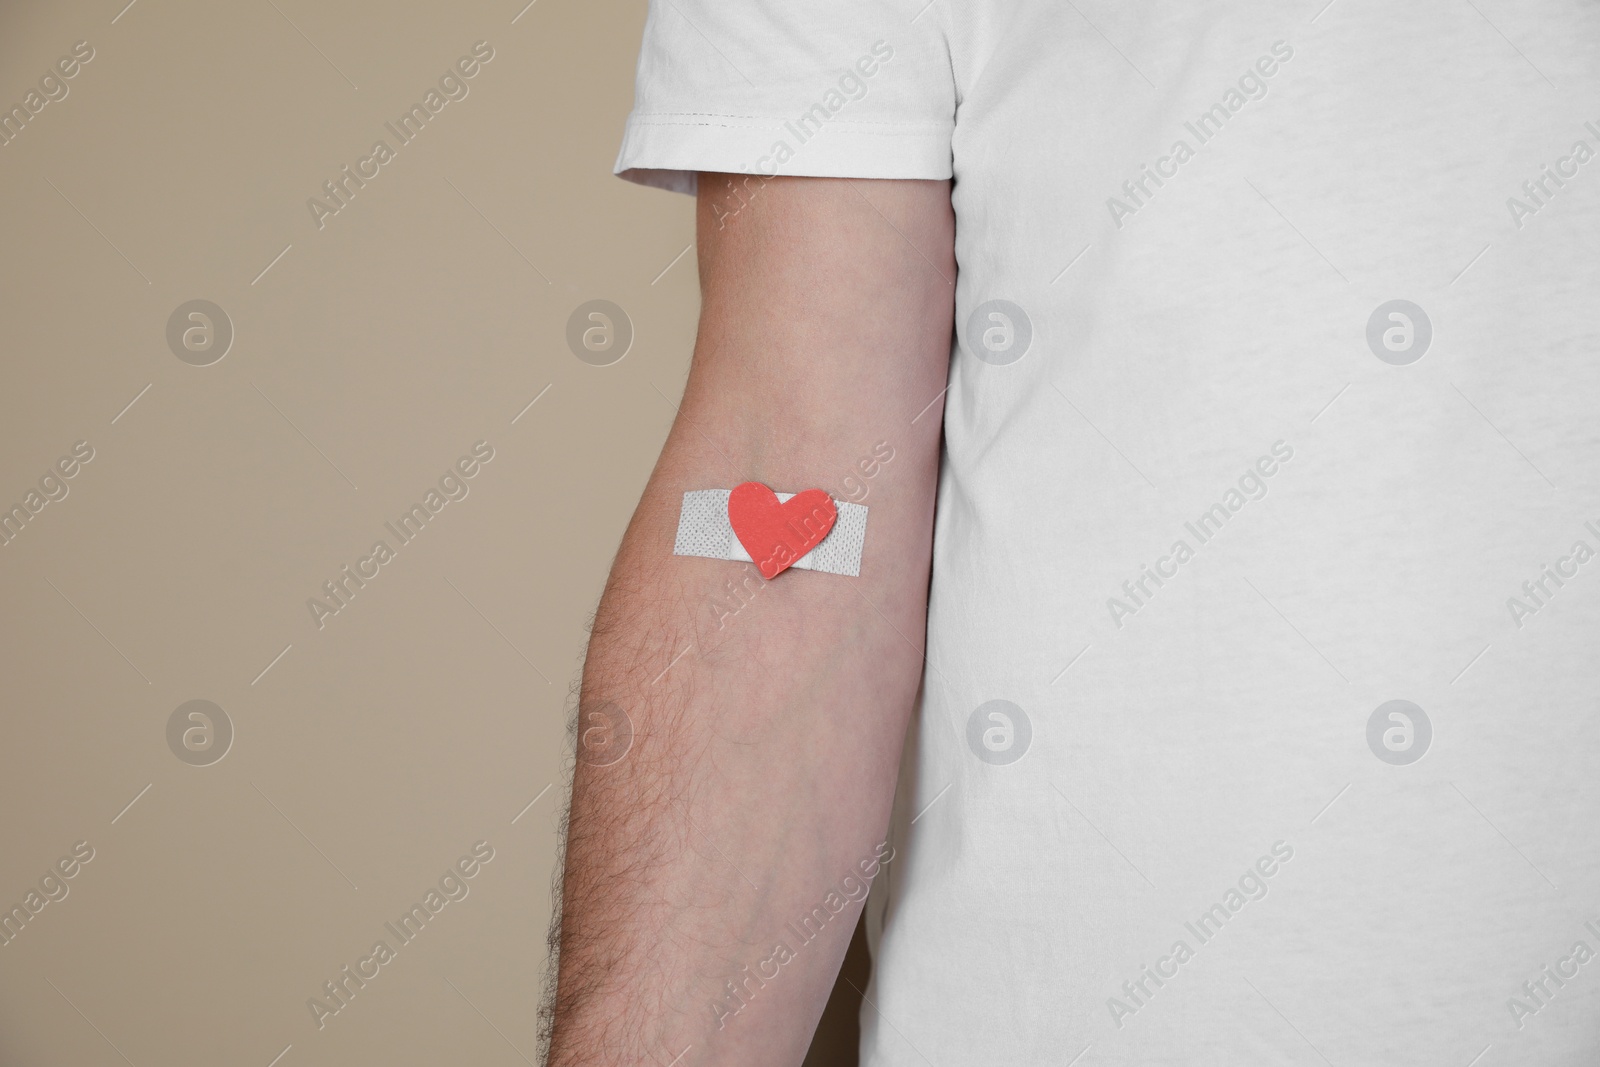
[{"x1": 616, "y1": 2, "x2": 1600, "y2": 1062}]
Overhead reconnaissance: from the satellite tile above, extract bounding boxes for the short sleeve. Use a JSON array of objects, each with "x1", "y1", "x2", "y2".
[{"x1": 614, "y1": 1, "x2": 956, "y2": 195}]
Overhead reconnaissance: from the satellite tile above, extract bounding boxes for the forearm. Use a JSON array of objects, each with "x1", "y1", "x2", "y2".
[{"x1": 545, "y1": 176, "x2": 955, "y2": 1067}]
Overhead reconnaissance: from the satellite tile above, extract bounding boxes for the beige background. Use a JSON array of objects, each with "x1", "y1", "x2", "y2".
[{"x1": 0, "y1": 1, "x2": 863, "y2": 1063}]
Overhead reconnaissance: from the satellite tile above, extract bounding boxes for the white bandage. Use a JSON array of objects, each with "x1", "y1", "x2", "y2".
[{"x1": 673, "y1": 489, "x2": 868, "y2": 577}]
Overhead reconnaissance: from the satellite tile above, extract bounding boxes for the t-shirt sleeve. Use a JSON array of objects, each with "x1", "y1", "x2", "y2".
[{"x1": 613, "y1": 0, "x2": 955, "y2": 195}]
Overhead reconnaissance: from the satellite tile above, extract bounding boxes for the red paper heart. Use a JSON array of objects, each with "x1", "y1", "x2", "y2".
[{"x1": 728, "y1": 482, "x2": 838, "y2": 579}]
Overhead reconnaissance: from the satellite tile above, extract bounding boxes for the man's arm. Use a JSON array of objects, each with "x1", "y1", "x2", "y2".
[{"x1": 545, "y1": 174, "x2": 956, "y2": 1067}]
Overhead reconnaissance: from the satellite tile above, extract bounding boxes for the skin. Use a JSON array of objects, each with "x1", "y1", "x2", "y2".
[{"x1": 543, "y1": 173, "x2": 956, "y2": 1067}]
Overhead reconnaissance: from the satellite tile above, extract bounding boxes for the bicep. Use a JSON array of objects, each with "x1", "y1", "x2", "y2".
[{"x1": 671, "y1": 174, "x2": 955, "y2": 484}]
